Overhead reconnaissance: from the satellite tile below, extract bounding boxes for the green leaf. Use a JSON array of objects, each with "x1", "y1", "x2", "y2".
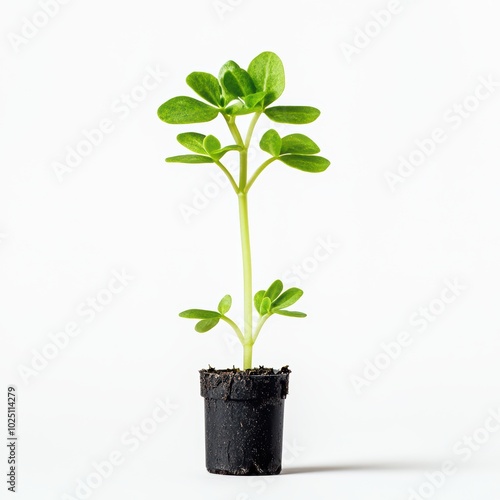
[
  {"x1": 254, "y1": 290, "x2": 265, "y2": 311},
  {"x1": 280, "y1": 134, "x2": 320, "y2": 155},
  {"x1": 218, "y1": 295, "x2": 232, "y2": 315},
  {"x1": 260, "y1": 297, "x2": 272, "y2": 315},
  {"x1": 244, "y1": 91, "x2": 267, "y2": 109},
  {"x1": 166, "y1": 155, "x2": 214, "y2": 164},
  {"x1": 158, "y1": 96, "x2": 219, "y2": 124},
  {"x1": 203, "y1": 135, "x2": 222, "y2": 154},
  {"x1": 248, "y1": 52, "x2": 285, "y2": 106},
  {"x1": 279, "y1": 155, "x2": 330, "y2": 172},
  {"x1": 271, "y1": 288, "x2": 304, "y2": 310},
  {"x1": 274, "y1": 310, "x2": 307, "y2": 318},
  {"x1": 186, "y1": 72, "x2": 222, "y2": 107},
  {"x1": 195, "y1": 318, "x2": 220, "y2": 333},
  {"x1": 260, "y1": 130, "x2": 282, "y2": 157},
  {"x1": 264, "y1": 279, "x2": 284, "y2": 301},
  {"x1": 218, "y1": 61, "x2": 240, "y2": 104},
  {"x1": 265, "y1": 106, "x2": 320, "y2": 124},
  {"x1": 179, "y1": 309, "x2": 221, "y2": 319},
  {"x1": 177, "y1": 132, "x2": 207, "y2": 154},
  {"x1": 222, "y1": 65, "x2": 255, "y2": 98}
]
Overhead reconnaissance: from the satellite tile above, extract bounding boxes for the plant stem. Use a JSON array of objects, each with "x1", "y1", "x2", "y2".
[
  {"x1": 220, "y1": 316, "x2": 244, "y2": 345},
  {"x1": 241, "y1": 112, "x2": 261, "y2": 189},
  {"x1": 245, "y1": 112, "x2": 262, "y2": 148},
  {"x1": 245, "y1": 157, "x2": 278, "y2": 193},
  {"x1": 252, "y1": 314, "x2": 270, "y2": 344},
  {"x1": 238, "y1": 191, "x2": 253, "y2": 369},
  {"x1": 214, "y1": 159, "x2": 239, "y2": 194},
  {"x1": 225, "y1": 115, "x2": 245, "y2": 147},
  {"x1": 224, "y1": 112, "x2": 260, "y2": 369}
]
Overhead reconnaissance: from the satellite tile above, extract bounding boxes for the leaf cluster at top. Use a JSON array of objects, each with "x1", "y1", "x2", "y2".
[
  {"x1": 158, "y1": 52, "x2": 312, "y2": 123},
  {"x1": 158, "y1": 52, "x2": 329, "y2": 173}
]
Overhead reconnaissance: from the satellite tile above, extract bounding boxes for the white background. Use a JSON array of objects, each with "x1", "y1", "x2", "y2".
[{"x1": 1, "y1": 0, "x2": 500, "y2": 498}]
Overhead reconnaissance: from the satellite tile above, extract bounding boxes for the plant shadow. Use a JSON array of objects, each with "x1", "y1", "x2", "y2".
[{"x1": 282, "y1": 461, "x2": 439, "y2": 475}]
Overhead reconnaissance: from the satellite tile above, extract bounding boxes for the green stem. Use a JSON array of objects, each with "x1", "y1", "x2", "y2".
[
  {"x1": 223, "y1": 113, "x2": 260, "y2": 369},
  {"x1": 245, "y1": 112, "x2": 262, "y2": 148},
  {"x1": 220, "y1": 316, "x2": 244, "y2": 345},
  {"x1": 225, "y1": 115, "x2": 245, "y2": 147},
  {"x1": 239, "y1": 150, "x2": 248, "y2": 191},
  {"x1": 245, "y1": 157, "x2": 278, "y2": 193},
  {"x1": 214, "y1": 159, "x2": 239, "y2": 194},
  {"x1": 239, "y1": 192, "x2": 253, "y2": 369},
  {"x1": 253, "y1": 314, "x2": 270, "y2": 344}
]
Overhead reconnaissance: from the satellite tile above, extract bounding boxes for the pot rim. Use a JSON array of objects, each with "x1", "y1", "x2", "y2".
[{"x1": 200, "y1": 367, "x2": 290, "y2": 401}]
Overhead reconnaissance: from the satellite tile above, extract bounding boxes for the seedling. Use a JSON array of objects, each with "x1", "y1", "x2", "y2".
[{"x1": 158, "y1": 52, "x2": 330, "y2": 369}]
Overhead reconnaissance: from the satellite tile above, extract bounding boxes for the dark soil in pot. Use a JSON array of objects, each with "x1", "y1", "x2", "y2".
[{"x1": 200, "y1": 366, "x2": 290, "y2": 476}]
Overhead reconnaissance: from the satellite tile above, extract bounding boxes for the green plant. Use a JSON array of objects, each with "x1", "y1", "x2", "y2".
[{"x1": 157, "y1": 52, "x2": 330, "y2": 369}]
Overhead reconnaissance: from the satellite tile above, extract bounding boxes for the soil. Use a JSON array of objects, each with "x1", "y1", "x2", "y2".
[
  {"x1": 200, "y1": 366, "x2": 290, "y2": 401},
  {"x1": 201, "y1": 365, "x2": 291, "y2": 375}
]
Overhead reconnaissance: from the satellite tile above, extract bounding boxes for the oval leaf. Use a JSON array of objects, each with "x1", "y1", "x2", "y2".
[
  {"x1": 248, "y1": 52, "x2": 285, "y2": 106},
  {"x1": 186, "y1": 72, "x2": 222, "y2": 106},
  {"x1": 265, "y1": 106, "x2": 320, "y2": 124},
  {"x1": 203, "y1": 135, "x2": 222, "y2": 154},
  {"x1": 279, "y1": 155, "x2": 330, "y2": 172},
  {"x1": 260, "y1": 130, "x2": 282, "y2": 157},
  {"x1": 166, "y1": 155, "x2": 214, "y2": 164},
  {"x1": 218, "y1": 60, "x2": 240, "y2": 104},
  {"x1": 281, "y1": 134, "x2": 320, "y2": 155},
  {"x1": 244, "y1": 91, "x2": 267, "y2": 109},
  {"x1": 274, "y1": 310, "x2": 307, "y2": 318},
  {"x1": 177, "y1": 132, "x2": 207, "y2": 154},
  {"x1": 218, "y1": 295, "x2": 232, "y2": 315},
  {"x1": 195, "y1": 318, "x2": 220, "y2": 333},
  {"x1": 271, "y1": 288, "x2": 303, "y2": 310},
  {"x1": 222, "y1": 66, "x2": 256, "y2": 98},
  {"x1": 158, "y1": 96, "x2": 219, "y2": 124},
  {"x1": 264, "y1": 279, "x2": 284, "y2": 301},
  {"x1": 254, "y1": 290, "x2": 265, "y2": 311},
  {"x1": 260, "y1": 297, "x2": 272, "y2": 316},
  {"x1": 179, "y1": 309, "x2": 221, "y2": 319}
]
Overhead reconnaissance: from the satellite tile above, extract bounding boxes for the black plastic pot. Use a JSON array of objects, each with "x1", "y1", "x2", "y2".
[{"x1": 200, "y1": 367, "x2": 290, "y2": 475}]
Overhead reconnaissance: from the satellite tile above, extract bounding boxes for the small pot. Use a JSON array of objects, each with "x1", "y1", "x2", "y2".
[{"x1": 200, "y1": 367, "x2": 290, "y2": 475}]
